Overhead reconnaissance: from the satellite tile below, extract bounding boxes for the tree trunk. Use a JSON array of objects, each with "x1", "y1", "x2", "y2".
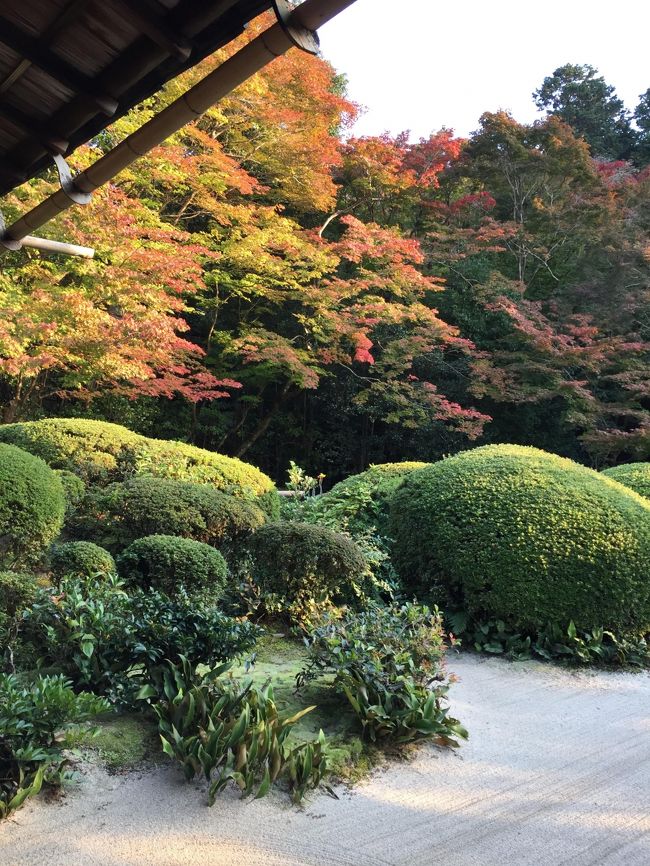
[{"x1": 234, "y1": 382, "x2": 293, "y2": 458}]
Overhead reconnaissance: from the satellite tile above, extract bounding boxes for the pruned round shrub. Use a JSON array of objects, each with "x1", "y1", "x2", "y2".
[
  {"x1": 248, "y1": 522, "x2": 367, "y2": 619},
  {"x1": 389, "y1": 445, "x2": 650, "y2": 635},
  {"x1": 309, "y1": 462, "x2": 429, "y2": 534},
  {"x1": 117, "y1": 535, "x2": 228, "y2": 599},
  {"x1": 0, "y1": 443, "x2": 65, "y2": 568},
  {"x1": 602, "y1": 463, "x2": 650, "y2": 500},
  {"x1": 70, "y1": 476, "x2": 265, "y2": 552},
  {"x1": 0, "y1": 418, "x2": 279, "y2": 516},
  {"x1": 0, "y1": 571, "x2": 39, "y2": 620},
  {"x1": 50, "y1": 541, "x2": 116, "y2": 579},
  {"x1": 54, "y1": 470, "x2": 86, "y2": 513}
]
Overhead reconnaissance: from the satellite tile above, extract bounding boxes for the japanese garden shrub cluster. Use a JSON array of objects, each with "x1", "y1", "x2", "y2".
[
  {"x1": 70, "y1": 476, "x2": 265, "y2": 553},
  {"x1": 50, "y1": 541, "x2": 116, "y2": 580},
  {"x1": 0, "y1": 418, "x2": 280, "y2": 517},
  {"x1": 116, "y1": 534, "x2": 228, "y2": 599},
  {"x1": 22, "y1": 575, "x2": 261, "y2": 702},
  {"x1": 308, "y1": 462, "x2": 429, "y2": 535},
  {"x1": 247, "y1": 522, "x2": 368, "y2": 621},
  {"x1": 602, "y1": 462, "x2": 650, "y2": 500},
  {"x1": 389, "y1": 445, "x2": 650, "y2": 636},
  {"x1": 0, "y1": 443, "x2": 65, "y2": 569}
]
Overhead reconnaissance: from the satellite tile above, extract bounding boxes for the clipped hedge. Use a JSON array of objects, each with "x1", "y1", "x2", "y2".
[
  {"x1": 54, "y1": 470, "x2": 86, "y2": 513},
  {"x1": 50, "y1": 542, "x2": 116, "y2": 579},
  {"x1": 70, "y1": 476, "x2": 265, "y2": 552},
  {"x1": 0, "y1": 418, "x2": 279, "y2": 517},
  {"x1": 248, "y1": 522, "x2": 367, "y2": 619},
  {"x1": 602, "y1": 463, "x2": 650, "y2": 500},
  {"x1": 389, "y1": 445, "x2": 650, "y2": 635},
  {"x1": 309, "y1": 462, "x2": 429, "y2": 534},
  {"x1": 0, "y1": 443, "x2": 65, "y2": 568},
  {"x1": 117, "y1": 535, "x2": 228, "y2": 599},
  {"x1": 0, "y1": 571, "x2": 38, "y2": 623}
]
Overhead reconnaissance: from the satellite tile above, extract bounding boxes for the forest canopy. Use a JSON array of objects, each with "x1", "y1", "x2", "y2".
[{"x1": 1, "y1": 21, "x2": 649, "y2": 481}]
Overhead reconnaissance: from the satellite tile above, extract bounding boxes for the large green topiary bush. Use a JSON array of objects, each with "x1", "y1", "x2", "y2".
[
  {"x1": 248, "y1": 522, "x2": 367, "y2": 620},
  {"x1": 308, "y1": 462, "x2": 429, "y2": 534},
  {"x1": 0, "y1": 418, "x2": 279, "y2": 517},
  {"x1": 70, "y1": 476, "x2": 265, "y2": 552},
  {"x1": 0, "y1": 443, "x2": 65, "y2": 568},
  {"x1": 602, "y1": 463, "x2": 650, "y2": 500},
  {"x1": 389, "y1": 444, "x2": 650, "y2": 635},
  {"x1": 117, "y1": 535, "x2": 228, "y2": 599},
  {"x1": 50, "y1": 542, "x2": 116, "y2": 579}
]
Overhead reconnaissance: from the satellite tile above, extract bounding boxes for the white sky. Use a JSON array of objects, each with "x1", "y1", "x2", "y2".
[{"x1": 319, "y1": 0, "x2": 650, "y2": 140}]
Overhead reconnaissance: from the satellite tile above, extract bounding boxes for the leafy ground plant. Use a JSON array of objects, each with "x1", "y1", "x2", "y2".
[
  {"x1": 23, "y1": 575, "x2": 261, "y2": 703},
  {"x1": 450, "y1": 612, "x2": 650, "y2": 667},
  {"x1": 0, "y1": 673, "x2": 108, "y2": 818},
  {"x1": 299, "y1": 604, "x2": 467, "y2": 745},
  {"x1": 138, "y1": 656, "x2": 331, "y2": 804}
]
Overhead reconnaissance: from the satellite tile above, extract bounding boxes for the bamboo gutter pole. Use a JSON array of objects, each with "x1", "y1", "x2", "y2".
[{"x1": 0, "y1": 0, "x2": 357, "y2": 254}]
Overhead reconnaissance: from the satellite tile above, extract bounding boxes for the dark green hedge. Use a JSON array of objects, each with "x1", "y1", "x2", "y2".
[
  {"x1": 248, "y1": 522, "x2": 367, "y2": 619},
  {"x1": 117, "y1": 535, "x2": 228, "y2": 599},
  {"x1": 50, "y1": 542, "x2": 116, "y2": 579},
  {"x1": 70, "y1": 476, "x2": 265, "y2": 552},
  {"x1": 0, "y1": 443, "x2": 65, "y2": 568},
  {"x1": 0, "y1": 418, "x2": 279, "y2": 517},
  {"x1": 389, "y1": 445, "x2": 650, "y2": 635},
  {"x1": 602, "y1": 463, "x2": 650, "y2": 500}
]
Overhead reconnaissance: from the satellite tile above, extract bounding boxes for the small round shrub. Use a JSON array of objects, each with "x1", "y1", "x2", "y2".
[
  {"x1": 309, "y1": 462, "x2": 429, "y2": 534},
  {"x1": 0, "y1": 443, "x2": 65, "y2": 568},
  {"x1": 0, "y1": 418, "x2": 279, "y2": 514},
  {"x1": 50, "y1": 541, "x2": 116, "y2": 579},
  {"x1": 389, "y1": 445, "x2": 650, "y2": 635},
  {"x1": 117, "y1": 535, "x2": 228, "y2": 599},
  {"x1": 71, "y1": 476, "x2": 265, "y2": 552},
  {"x1": 0, "y1": 571, "x2": 39, "y2": 619},
  {"x1": 55, "y1": 469, "x2": 86, "y2": 513},
  {"x1": 248, "y1": 522, "x2": 367, "y2": 619},
  {"x1": 602, "y1": 463, "x2": 650, "y2": 500}
]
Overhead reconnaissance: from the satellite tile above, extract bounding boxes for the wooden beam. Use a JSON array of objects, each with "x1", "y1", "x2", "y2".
[
  {"x1": 113, "y1": 0, "x2": 193, "y2": 61},
  {"x1": 0, "y1": 99, "x2": 68, "y2": 153},
  {"x1": 0, "y1": 15, "x2": 118, "y2": 115}
]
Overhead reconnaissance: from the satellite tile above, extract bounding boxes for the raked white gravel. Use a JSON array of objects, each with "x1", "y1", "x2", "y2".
[{"x1": 2, "y1": 653, "x2": 649, "y2": 866}]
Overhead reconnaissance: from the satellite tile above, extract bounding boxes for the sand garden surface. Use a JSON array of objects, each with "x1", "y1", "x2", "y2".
[{"x1": 2, "y1": 653, "x2": 649, "y2": 866}]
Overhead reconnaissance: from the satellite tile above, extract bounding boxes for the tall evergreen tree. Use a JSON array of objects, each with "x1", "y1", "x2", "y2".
[{"x1": 533, "y1": 63, "x2": 635, "y2": 160}]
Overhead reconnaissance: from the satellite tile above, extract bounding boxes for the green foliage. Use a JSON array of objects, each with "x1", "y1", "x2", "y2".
[
  {"x1": 390, "y1": 445, "x2": 650, "y2": 635},
  {"x1": 0, "y1": 673, "x2": 108, "y2": 819},
  {"x1": 0, "y1": 443, "x2": 65, "y2": 569},
  {"x1": 0, "y1": 418, "x2": 278, "y2": 514},
  {"x1": 55, "y1": 470, "x2": 86, "y2": 513},
  {"x1": 300, "y1": 604, "x2": 467, "y2": 745},
  {"x1": 448, "y1": 612, "x2": 650, "y2": 667},
  {"x1": 70, "y1": 476, "x2": 265, "y2": 553},
  {"x1": 117, "y1": 534, "x2": 228, "y2": 599},
  {"x1": 138, "y1": 657, "x2": 329, "y2": 804},
  {"x1": 602, "y1": 463, "x2": 650, "y2": 500},
  {"x1": 248, "y1": 522, "x2": 368, "y2": 622},
  {"x1": 0, "y1": 571, "x2": 39, "y2": 670},
  {"x1": 533, "y1": 63, "x2": 635, "y2": 159},
  {"x1": 24, "y1": 575, "x2": 261, "y2": 703},
  {"x1": 309, "y1": 463, "x2": 429, "y2": 535},
  {"x1": 50, "y1": 541, "x2": 116, "y2": 579}
]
